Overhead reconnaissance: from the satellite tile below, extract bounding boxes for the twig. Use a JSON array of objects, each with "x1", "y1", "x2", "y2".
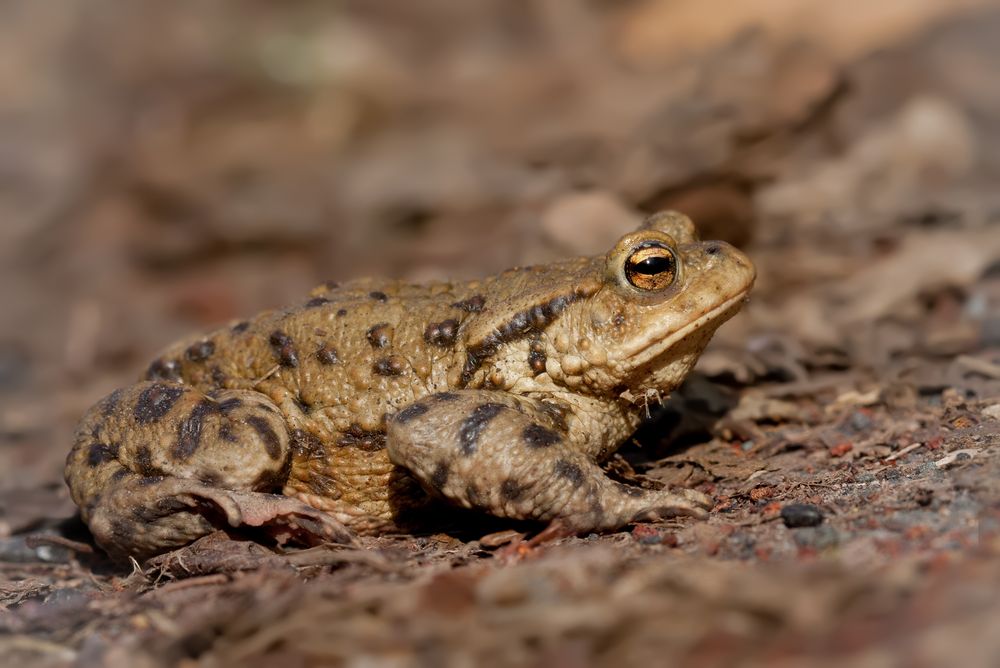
[
  {"x1": 935, "y1": 448, "x2": 981, "y2": 468},
  {"x1": 884, "y1": 442, "x2": 923, "y2": 462},
  {"x1": 24, "y1": 534, "x2": 94, "y2": 554}
]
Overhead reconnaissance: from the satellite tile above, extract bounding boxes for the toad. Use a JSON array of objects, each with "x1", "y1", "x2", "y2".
[{"x1": 65, "y1": 212, "x2": 755, "y2": 560}]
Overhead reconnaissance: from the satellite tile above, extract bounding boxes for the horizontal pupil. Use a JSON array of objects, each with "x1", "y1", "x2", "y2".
[{"x1": 633, "y1": 256, "x2": 672, "y2": 275}]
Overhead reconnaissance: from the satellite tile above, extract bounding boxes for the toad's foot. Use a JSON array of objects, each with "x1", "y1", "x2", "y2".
[
  {"x1": 386, "y1": 390, "x2": 712, "y2": 534},
  {"x1": 66, "y1": 382, "x2": 354, "y2": 562},
  {"x1": 86, "y1": 478, "x2": 355, "y2": 562}
]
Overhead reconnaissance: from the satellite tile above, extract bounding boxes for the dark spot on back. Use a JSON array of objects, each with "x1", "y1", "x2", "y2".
[
  {"x1": 198, "y1": 471, "x2": 222, "y2": 486},
  {"x1": 369, "y1": 290, "x2": 388, "y2": 302},
  {"x1": 394, "y1": 402, "x2": 429, "y2": 424},
  {"x1": 461, "y1": 351, "x2": 478, "y2": 384},
  {"x1": 522, "y1": 423, "x2": 561, "y2": 448},
  {"x1": 458, "y1": 403, "x2": 505, "y2": 455},
  {"x1": 316, "y1": 344, "x2": 340, "y2": 365},
  {"x1": 210, "y1": 367, "x2": 227, "y2": 388},
  {"x1": 554, "y1": 460, "x2": 584, "y2": 487},
  {"x1": 452, "y1": 295, "x2": 486, "y2": 313},
  {"x1": 100, "y1": 388, "x2": 125, "y2": 418},
  {"x1": 323, "y1": 280, "x2": 341, "y2": 291},
  {"x1": 291, "y1": 429, "x2": 324, "y2": 458},
  {"x1": 232, "y1": 321, "x2": 250, "y2": 334},
  {"x1": 305, "y1": 296, "x2": 330, "y2": 308},
  {"x1": 424, "y1": 319, "x2": 459, "y2": 347},
  {"x1": 430, "y1": 461, "x2": 450, "y2": 489},
  {"x1": 173, "y1": 399, "x2": 219, "y2": 460},
  {"x1": 528, "y1": 341, "x2": 547, "y2": 375},
  {"x1": 366, "y1": 323, "x2": 393, "y2": 349},
  {"x1": 111, "y1": 468, "x2": 130, "y2": 482},
  {"x1": 246, "y1": 416, "x2": 283, "y2": 460},
  {"x1": 219, "y1": 421, "x2": 237, "y2": 442},
  {"x1": 145, "y1": 358, "x2": 182, "y2": 382},
  {"x1": 336, "y1": 308, "x2": 348, "y2": 317},
  {"x1": 500, "y1": 479, "x2": 524, "y2": 502},
  {"x1": 338, "y1": 424, "x2": 386, "y2": 452},
  {"x1": 373, "y1": 356, "x2": 406, "y2": 376},
  {"x1": 87, "y1": 442, "x2": 119, "y2": 468},
  {"x1": 269, "y1": 330, "x2": 299, "y2": 368},
  {"x1": 185, "y1": 339, "x2": 215, "y2": 362},
  {"x1": 134, "y1": 383, "x2": 186, "y2": 423}
]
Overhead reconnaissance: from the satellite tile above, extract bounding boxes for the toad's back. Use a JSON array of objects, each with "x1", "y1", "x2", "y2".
[
  {"x1": 142, "y1": 257, "x2": 598, "y2": 437},
  {"x1": 145, "y1": 278, "x2": 495, "y2": 439},
  {"x1": 133, "y1": 276, "x2": 530, "y2": 532}
]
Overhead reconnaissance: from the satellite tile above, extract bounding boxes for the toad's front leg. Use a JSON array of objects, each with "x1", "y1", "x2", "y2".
[{"x1": 386, "y1": 390, "x2": 712, "y2": 533}]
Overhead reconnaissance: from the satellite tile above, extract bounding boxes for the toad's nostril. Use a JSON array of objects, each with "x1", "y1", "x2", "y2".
[{"x1": 705, "y1": 243, "x2": 721, "y2": 256}]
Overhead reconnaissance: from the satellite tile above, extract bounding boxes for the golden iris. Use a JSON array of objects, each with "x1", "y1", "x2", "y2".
[{"x1": 624, "y1": 241, "x2": 676, "y2": 291}]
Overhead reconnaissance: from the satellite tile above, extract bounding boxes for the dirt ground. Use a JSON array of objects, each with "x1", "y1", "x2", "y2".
[{"x1": 1, "y1": 2, "x2": 999, "y2": 666}]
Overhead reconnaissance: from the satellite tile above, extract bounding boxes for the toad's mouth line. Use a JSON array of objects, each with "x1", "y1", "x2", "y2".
[{"x1": 620, "y1": 288, "x2": 752, "y2": 365}]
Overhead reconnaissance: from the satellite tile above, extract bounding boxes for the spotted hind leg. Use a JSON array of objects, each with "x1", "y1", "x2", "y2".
[
  {"x1": 386, "y1": 390, "x2": 712, "y2": 533},
  {"x1": 65, "y1": 382, "x2": 352, "y2": 561}
]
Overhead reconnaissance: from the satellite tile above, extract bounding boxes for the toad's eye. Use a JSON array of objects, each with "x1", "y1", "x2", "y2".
[{"x1": 625, "y1": 241, "x2": 677, "y2": 291}]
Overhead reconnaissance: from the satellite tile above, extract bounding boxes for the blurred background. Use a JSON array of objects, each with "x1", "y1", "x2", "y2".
[
  {"x1": 2, "y1": 0, "x2": 997, "y2": 486},
  {"x1": 0, "y1": 2, "x2": 999, "y2": 663}
]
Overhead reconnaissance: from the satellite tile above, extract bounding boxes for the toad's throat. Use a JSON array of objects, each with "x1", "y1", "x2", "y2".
[{"x1": 621, "y1": 289, "x2": 751, "y2": 373}]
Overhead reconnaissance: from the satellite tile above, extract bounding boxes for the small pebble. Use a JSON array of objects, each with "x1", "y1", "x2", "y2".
[
  {"x1": 849, "y1": 411, "x2": 873, "y2": 432},
  {"x1": 780, "y1": 503, "x2": 824, "y2": 528}
]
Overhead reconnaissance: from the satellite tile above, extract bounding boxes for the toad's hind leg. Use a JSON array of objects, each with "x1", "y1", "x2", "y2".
[
  {"x1": 386, "y1": 390, "x2": 712, "y2": 534},
  {"x1": 65, "y1": 382, "x2": 352, "y2": 561}
]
